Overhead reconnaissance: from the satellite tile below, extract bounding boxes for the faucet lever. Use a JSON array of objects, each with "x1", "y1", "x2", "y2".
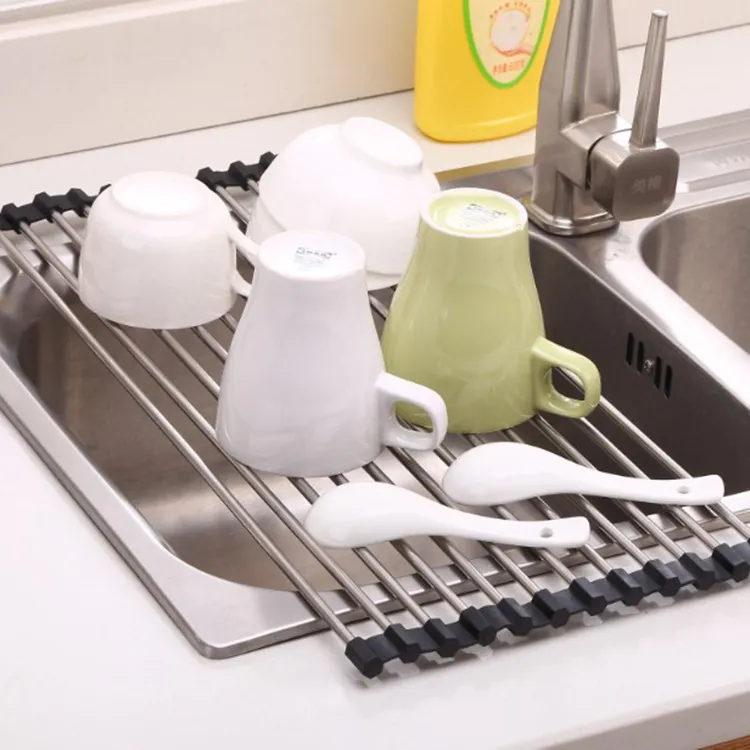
[{"x1": 630, "y1": 10, "x2": 669, "y2": 149}]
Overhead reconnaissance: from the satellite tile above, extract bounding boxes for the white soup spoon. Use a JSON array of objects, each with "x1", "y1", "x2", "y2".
[
  {"x1": 302, "y1": 483, "x2": 591, "y2": 549},
  {"x1": 442, "y1": 442, "x2": 724, "y2": 507}
]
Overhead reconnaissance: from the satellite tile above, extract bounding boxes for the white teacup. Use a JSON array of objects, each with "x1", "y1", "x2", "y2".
[
  {"x1": 79, "y1": 171, "x2": 254, "y2": 330},
  {"x1": 215, "y1": 229, "x2": 448, "y2": 478}
]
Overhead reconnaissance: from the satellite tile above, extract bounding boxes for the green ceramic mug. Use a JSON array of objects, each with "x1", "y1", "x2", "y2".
[{"x1": 381, "y1": 187, "x2": 602, "y2": 434}]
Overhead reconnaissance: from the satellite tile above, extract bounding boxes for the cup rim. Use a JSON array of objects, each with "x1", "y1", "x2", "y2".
[{"x1": 419, "y1": 187, "x2": 529, "y2": 239}]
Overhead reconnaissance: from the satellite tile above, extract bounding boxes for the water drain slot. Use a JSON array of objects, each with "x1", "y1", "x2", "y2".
[
  {"x1": 626, "y1": 332, "x2": 635, "y2": 365},
  {"x1": 625, "y1": 333, "x2": 673, "y2": 398},
  {"x1": 654, "y1": 356, "x2": 663, "y2": 389},
  {"x1": 665, "y1": 364, "x2": 674, "y2": 398}
]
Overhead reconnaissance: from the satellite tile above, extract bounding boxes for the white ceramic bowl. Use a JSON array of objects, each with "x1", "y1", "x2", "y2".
[
  {"x1": 247, "y1": 116, "x2": 440, "y2": 278},
  {"x1": 79, "y1": 171, "x2": 253, "y2": 330}
]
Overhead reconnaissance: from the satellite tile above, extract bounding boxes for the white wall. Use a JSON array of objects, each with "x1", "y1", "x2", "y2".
[{"x1": 0, "y1": 0, "x2": 748, "y2": 165}]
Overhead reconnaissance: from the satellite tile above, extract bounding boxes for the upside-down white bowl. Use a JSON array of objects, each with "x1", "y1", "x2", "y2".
[{"x1": 247, "y1": 116, "x2": 440, "y2": 277}]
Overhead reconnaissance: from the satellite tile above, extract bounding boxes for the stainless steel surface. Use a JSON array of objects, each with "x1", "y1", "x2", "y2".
[
  {"x1": 2, "y1": 108, "x2": 750, "y2": 664},
  {"x1": 641, "y1": 195, "x2": 750, "y2": 355},
  {"x1": 630, "y1": 11, "x2": 668, "y2": 149},
  {"x1": 528, "y1": 0, "x2": 679, "y2": 235}
]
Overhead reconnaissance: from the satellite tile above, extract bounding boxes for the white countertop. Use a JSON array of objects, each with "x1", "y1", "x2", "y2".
[{"x1": 3, "y1": 24, "x2": 750, "y2": 750}]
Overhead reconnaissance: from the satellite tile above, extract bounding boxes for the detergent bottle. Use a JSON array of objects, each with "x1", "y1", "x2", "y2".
[{"x1": 414, "y1": 0, "x2": 560, "y2": 142}]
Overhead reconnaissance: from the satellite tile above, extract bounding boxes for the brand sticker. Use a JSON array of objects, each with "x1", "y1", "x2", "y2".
[
  {"x1": 293, "y1": 246, "x2": 337, "y2": 270},
  {"x1": 453, "y1": 202, "x2": 509, "y2": 230}
]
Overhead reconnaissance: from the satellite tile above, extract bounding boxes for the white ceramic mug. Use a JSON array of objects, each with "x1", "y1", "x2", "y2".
[
  {"x1": 215, "y1": 229, "x2": 449, "y2": 477},
  {"x1": 79, "y1": 171, "x2": 254, "y2": 330}
]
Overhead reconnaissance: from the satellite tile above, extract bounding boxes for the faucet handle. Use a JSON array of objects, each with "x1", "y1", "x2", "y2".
[
  {"x1": 587, "y1": 8, "x2": 679, "y2": 223},
  {"x1": 630, "y1": 10, "x2": 669, "y2": 148}
]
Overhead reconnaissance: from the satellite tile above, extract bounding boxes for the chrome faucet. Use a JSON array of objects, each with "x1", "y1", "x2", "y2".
[{"x1": 527, "y1": 1, "x2": 680, "y2": 236}]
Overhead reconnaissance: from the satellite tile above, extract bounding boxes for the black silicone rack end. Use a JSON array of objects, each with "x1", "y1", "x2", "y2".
[
  {"x1": 348, "y1": 541, "x2": 750, "y2": 678},
  {"x1": 0, "y1": 152, "x2": 276, "y2": 231}
]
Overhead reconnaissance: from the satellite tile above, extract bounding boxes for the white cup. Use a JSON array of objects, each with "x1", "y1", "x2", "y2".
[
  {"x1": 247, "y1": 117, "x2": 440, "y2": 281},
  {"x1": 78, "y1": 171, "x2": 254, "y2": 330},
  {"x1": 215, "y1": 229, "x2": 448, "y2": 477}
]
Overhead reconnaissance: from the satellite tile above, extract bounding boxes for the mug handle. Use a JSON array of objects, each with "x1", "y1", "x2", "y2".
[
  {"x1": 376, "y1": 372, "x2": 448, "y2": 451},
  {"x1": 531, "y1": 337, "x2": 602, "y2": 418},
  {"x1": 227, "y1": 223, "x2": 260, "y2": 298}
]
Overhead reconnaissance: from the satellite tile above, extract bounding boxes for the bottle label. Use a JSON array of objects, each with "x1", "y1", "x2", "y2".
[{"x1": 464, "y1": 0, "x2": 552, "y2": 89}]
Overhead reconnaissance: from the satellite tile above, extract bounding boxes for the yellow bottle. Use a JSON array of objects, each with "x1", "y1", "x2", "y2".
[{"x1": 414, "y1": 0, "x2": 560, "y2": 143}]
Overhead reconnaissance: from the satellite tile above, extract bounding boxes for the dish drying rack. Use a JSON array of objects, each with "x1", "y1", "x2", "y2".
[{"x1": 1, "y1": 153, "x2": 750, "y2": 680}]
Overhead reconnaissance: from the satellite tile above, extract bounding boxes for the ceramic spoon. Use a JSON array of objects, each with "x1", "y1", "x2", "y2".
[
  {"x1": 302, "y1": 483, "x2": 591, "y2": 549},
  {"x1": 442, "y1": 442, "x2": 724, "y2": 507}
]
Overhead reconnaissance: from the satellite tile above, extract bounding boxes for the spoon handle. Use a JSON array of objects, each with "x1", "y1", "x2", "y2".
[
  {"x1": 433, "y1": 510, "x2": 590, "y2": 549},
  {"x1": 568, "y1": 472, "x2": 724, "y2": 506},
  {"x1": 337, "y1": 500, "x2": 591, "y2": 549}
]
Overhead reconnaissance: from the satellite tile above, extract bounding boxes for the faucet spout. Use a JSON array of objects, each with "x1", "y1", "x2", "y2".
[{"x1": 548, "y1": 0, "x2": 620, "y2": 128}]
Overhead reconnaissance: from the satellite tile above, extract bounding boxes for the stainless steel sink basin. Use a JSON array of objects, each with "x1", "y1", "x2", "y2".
[
  {"x1": 641, "y1": 193, "x2": 750, "y2": 354},
  {"x1": 3, "y1": 109, "x2": 750, "y2": 666}
]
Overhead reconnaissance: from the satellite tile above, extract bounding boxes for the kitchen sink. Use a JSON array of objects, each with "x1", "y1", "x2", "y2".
[{"x1": 3, "y1": 109, "x2": 750, "y2": 667}]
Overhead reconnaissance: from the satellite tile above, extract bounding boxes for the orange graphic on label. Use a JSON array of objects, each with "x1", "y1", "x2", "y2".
[{"x1": 465, "y1": 0, "x2": 550, "y2": 87}]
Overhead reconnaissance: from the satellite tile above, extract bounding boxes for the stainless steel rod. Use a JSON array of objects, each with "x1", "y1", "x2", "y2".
[
  {"x1": 215, "y1": 186, "x2": 251, "y2": 225},
  {"x1": 502, "y1": 430, "x2": 614, "y2": 576},
  {"x1": 294, "y1": 474, "x2": 432, "y2": 626},
  {"x1": 221, "y1": 313, "x2": 239, "y2": 332},
  {"x1": 387, "y1": 447, "x2": 541, "y2": 596},
  {"x1": 573, "y1": 417, "x2": 718, "y2": 550},
  {"x1": 17, "y1": 222, "x2": 394, "y2": 633},
  {"x1": 494, "y1": 504, "x2": 574, "y2": 582},
  {"x1": 50, "y1": 215, "x2": 438, "y2": 628},
  {"x1": 0, "y1": 228, "x2": 355, "y2": 643},
  {"x1": 557, "y1": 368, "x2": 750, "y2": 540},
  {"x1": 192, "y1": 306, "x2": 512, "y2": 609},
  {"x1": 160, "y1": 325, "x2": 430, "y2": 625},
  {"x1": 531, "y1": 416, "x2": 685, "y2": 560},
  {"x1": 440, "y1": 438, "x2": 579, "y2": 583},
  {"x1": 504, "y1": 418, "x2": 652, "y2": 565},
  {"x1": 158, "y1": 331, "x2": 220, "y2": 395},
  {"x1": 591, "y1": 389, "x2": 750, "y2": 540},
  {"x1": 158, "y1": 302, "x2": 487, "y2": 617},
  {"x1": 362, "y1": 462, "x2": 477, "y2": 613},
  {"x1": 532, "y1": 415, "x2": 683, "y2": 559},
  {"x1": 192, "y1": 325, "x2": 228, "y2": 360}
]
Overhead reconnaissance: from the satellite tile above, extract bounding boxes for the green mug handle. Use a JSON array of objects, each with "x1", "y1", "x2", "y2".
[{"x1": 531, "y1": 337, "x2": 602, "y2": 419}]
